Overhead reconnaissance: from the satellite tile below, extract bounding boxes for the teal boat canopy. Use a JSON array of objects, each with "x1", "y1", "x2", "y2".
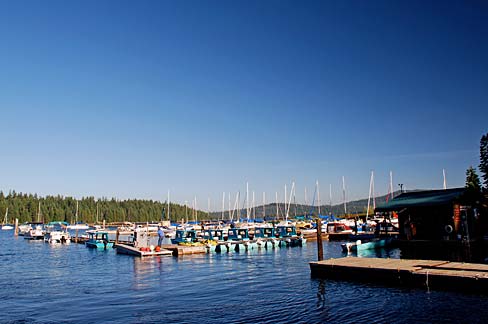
[{"x1": 375, "y1": 188, "x2": 466, "y2": 212}]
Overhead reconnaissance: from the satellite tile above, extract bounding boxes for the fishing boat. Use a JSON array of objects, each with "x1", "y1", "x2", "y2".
[
  {"x1": 276, "y1": 224, "x2": 306, "y2": 247},
  {"x1": 1, "y1": 208, "x2": 13, "y2": 230},
  {"x1": 341, "y1": 237, "x2": 392, "y2": 253},
  {"x1": 85, "y1": 230, "x2": 113, "y2": 249},
  {"x1": 44, "y1": 221, "x2": 71, "y2": 244}
]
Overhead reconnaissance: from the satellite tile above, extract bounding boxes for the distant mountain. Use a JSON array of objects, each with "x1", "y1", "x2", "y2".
[{"x1": 209, "y1": 191, "x2": 401, "y2": 219}]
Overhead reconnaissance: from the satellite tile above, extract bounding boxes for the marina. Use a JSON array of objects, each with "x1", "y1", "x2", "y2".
[{"x1": 1, "y1": 230, "x2": 487, "y2": 324}]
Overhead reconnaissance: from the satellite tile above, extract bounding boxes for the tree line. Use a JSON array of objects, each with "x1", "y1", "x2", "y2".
[{"x1": 0, "y1": 192, "x2": 209, "y2": 224}]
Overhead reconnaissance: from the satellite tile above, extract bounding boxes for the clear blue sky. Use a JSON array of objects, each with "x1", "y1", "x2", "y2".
[{"x1": 1, "y1": 0, "x2": 487, "y2": 209}]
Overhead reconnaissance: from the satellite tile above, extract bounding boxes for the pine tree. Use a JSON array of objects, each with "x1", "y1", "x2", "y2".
[
  {"x1": 465, "y1": 166, "x2": 481, "y2": 193},
  {"x1": 480, "y1": 133, "x2": 488, "y2": 189}
]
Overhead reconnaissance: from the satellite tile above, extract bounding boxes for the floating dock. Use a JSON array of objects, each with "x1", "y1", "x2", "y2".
[
  {"x1": 114, "y1": 243, "x2": 173, "y2": 257},
  {"x1": 161, "y1": 244, "x2": 206, "y2": 256},
  {"x1": 310, "y1": 257, "x2": 488, "y2": 293}
]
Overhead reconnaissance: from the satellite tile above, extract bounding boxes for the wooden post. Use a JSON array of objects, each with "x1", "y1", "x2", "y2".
[
  {"x1": 103, "y1": 219, "x2": 106, "y2": 229},
  {"x1": 14, "y1": 218, "x2": 18, "y2": 237},
  {"x1": 316, "y1": 218, "x2": 323, "y2": 261},
  {"x1": 115, "y1": 229, "x2": 119, "y2": 245},
  {"x1": 75, "y1": 229, "x2": 79, "y2": 243}
]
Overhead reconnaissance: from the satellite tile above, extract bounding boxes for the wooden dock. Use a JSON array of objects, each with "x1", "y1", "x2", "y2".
[
  {"x1": 161, "y1": 244, "x2": 206, "y2": 256},
  {"x1": 310, "y1": 257, "x2": 488, "y2": 293},
  {"x1": 114, "y1": 243, "x2": 173, "y2": 257}
]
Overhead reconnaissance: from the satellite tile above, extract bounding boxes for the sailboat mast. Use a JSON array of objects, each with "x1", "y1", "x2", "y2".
[
  {"x1": 316, "y1": 181, "x2": 321, "y2": 216},
  {"x1": 252, "y1": 191, "x2": 255, "y2": 220},
  {"x1": 372, "y1": 171, "x2": 376, "y2": 211},
  {"x1": 246, "y1": 182, "x2": 249, "y2": 221},
  {"x1": 367, "y1": 171, "x2": 373, "y2": 219},
  {"x1": 167, "y1": 190, "x2": 170, "y2": 221},
  {"x1": 222, "y1": 192, "x2": 225, "y2": 221},
  {"x1": 342, "y1": 176, "x2": 347, "y2": 216},
  {"x1": 390, "y1": 171, "x2": 394, "y2": 199},
  {"x1": 329, "y1": 184, "x2": 332, "y2": 216},
  {"x1": 75, "y1": 200, "x2": 79, "y2": 224},
  {"x1": 263, "y1": 192, "x2": 266, "y2": 219},
  {"x1": 275, "y1": 192, "x2": 279, "y2": 219}
]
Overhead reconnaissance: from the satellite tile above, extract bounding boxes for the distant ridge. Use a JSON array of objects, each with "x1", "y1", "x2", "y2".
[{"x1": 210, "y1": 191, "x2": 402, "y2": 219}]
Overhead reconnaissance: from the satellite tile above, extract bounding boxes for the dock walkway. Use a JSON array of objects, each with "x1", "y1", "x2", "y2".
[{"x1": 310, "y1": 257, "x2": 488, "y2": 293}]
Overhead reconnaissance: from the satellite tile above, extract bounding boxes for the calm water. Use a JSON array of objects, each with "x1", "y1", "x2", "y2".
[{"x1": 1, "y1": 231, "x2": 487, "y2": 324}]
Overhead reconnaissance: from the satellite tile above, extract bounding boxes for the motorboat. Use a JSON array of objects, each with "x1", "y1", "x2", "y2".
[
  {"x1": 85, "y1": 230, "x2": 113, "y2": 249},
  {"x1": 44, "y1": 222, "x2": 71, "y2": 244}
]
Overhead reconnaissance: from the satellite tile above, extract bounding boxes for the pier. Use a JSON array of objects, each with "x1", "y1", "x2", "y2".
[{"x1": 310, "y1": 257, "x2": 488, "y2": 294}]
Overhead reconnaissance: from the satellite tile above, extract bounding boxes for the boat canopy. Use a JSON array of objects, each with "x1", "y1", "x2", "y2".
[
  {"x1": 318, "y1": 215, "x2": 340, "y2": 221},
  {"x1": 375, "y1": 188, "x2": 466, "y2": 212}
]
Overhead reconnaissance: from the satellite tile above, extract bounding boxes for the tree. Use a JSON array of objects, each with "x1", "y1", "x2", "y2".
[
  {"x1": 465, "y1": 166, "x2": 481, "y2": 193},
  {"x1": 480, "y1": 133, "x2": 488, "y2": 189}
]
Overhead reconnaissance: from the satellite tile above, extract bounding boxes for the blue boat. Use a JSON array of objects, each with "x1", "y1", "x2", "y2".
[
  {"x1": 85, "y1": 231, "x2": 113, "y2": 249},
  {"x1": 341, "y1": 237, "x2": 393, "y2": 253},
  {"x1": 226, "y1": 228, "x2": 256, "y2": 252},
  {"x1": 276, "y1": 225, "x2": 306, "y2": 247},
  {"x1": 253, "y1": 227, "x2": 278, "y2": 249},
  {"x1": 171, "y1": 229, "x2": 197, "y2": 245},
  {"x1": 202, "y1": 229, "x2": 225, "y2": 252}
]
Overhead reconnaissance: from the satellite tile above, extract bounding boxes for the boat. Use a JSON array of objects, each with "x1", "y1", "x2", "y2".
[
  {"x1": 44, "y1": 221, "x2": 71, "y2": 244},
  {"x1": 201, "y1": 229, "x2": 225, "y2": 252},
  {"x1": 67, "y1": 201, "x2": 89, "y2": 230},
  {"x1": 171, "y1": 229, "x2": 198, "y2": 245},
  {"x1": 341, "y1": 237, "x2": 393, "y2": 253},
  {"x1": 1, "y1": 208, "x2": 13, "y2": 230},
  {"x1": 226, "y1": 227, "x2": 256, "y2": 252},
  {"x1": 253, "y1": 227, "x2": 278, "y2": 249},
  {"x1": 85, "y1": 230, "x2": 113, "y2": 249},
  {"x1": 276, "y1": 224, "x2": 306, "y2": 247},
  {"x1": 24, "y1": 224, "x2": 45, "y2": 240}
]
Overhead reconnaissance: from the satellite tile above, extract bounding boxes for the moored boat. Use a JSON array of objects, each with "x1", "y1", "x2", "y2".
[
  {"x1": 341, "y1": 237, "x2": 393, "y2": 253},
  {"x1": 276, "y1": 225, "x2": 306, "y2": 247},
  {"x1": 24, "y1": 224, "x2": 45, "y2": 240},
  {"x1": 85, "y1": 230, "x2": 113, "y2": 249},
  {"x1": 44, "y1": 221, "x2": 71, "y2": 244},
  {"x1": 253, "y1": 227, "x2": 278, "y2": 249}
]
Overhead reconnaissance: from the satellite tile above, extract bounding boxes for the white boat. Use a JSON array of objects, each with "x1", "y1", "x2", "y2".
[
  {"x1": 1, "y1": 208, "x2": 14, "y2": 230},
  {"x1": 67, "y1": 201, "x2": 89, "y2": 230},
  {"x1": 44, "y1": 222, "x2": 71, "y2": 244},
  {"x1": 67, "y1": 223, "x2": 90, "y2": 230},
  {"x1": 24, "y1": 225, "x2": 44, "y2": 240}
]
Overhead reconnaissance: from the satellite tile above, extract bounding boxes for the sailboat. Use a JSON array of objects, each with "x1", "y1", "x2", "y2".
[
  {"x1": 1, "y1": 208, "x2": 14, "y2": 230},
  {"x1": 67, "y1": 201, "x2": 89, "y2": 230}
]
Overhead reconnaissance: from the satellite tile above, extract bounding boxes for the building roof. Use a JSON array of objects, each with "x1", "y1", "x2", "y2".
[{"x1": 375, "y1": 188, "x2": 466, "y2": 212}]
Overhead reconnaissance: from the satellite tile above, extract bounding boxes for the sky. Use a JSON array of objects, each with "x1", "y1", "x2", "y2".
[{"x1": 0, "y1": 0, "x2": 487, "y2": 209}]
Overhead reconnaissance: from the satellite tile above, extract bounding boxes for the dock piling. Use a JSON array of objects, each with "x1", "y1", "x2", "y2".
[{"x1": 316, "y1": 218, "x2": 323, "y2": 261}]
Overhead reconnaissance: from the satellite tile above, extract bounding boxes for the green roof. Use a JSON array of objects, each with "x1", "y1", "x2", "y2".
[{"x1": 375, "y1": 188, "x2": 466, "y2": 212}]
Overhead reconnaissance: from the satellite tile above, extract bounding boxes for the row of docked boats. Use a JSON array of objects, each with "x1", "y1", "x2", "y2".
[
  {"x1": 17, "y1": 221, "x2": 114, "y2": 249},
  {"x1": 20, "y1": 221, "x2": 73, "y2": 244},
  {"x1": 170, "y1": 223, "x2": 307, "y2": 253}
]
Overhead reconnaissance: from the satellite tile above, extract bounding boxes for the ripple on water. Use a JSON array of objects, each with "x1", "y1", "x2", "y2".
[{"x1": 1, "y1": 231, "x2": 488, "y2": 324}]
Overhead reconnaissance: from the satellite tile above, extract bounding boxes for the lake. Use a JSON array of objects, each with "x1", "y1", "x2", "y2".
[{"x1": 1, "y1": 231, "x2": 487, "y2": 323}]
